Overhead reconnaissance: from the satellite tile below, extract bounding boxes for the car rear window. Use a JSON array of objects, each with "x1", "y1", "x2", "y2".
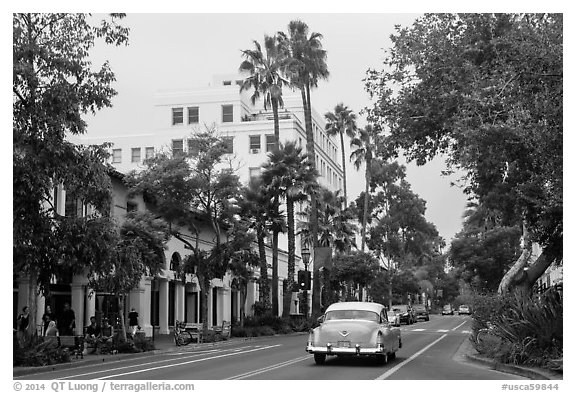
[{"x1": 325, "y1": 310, "x2": 380, "y2": 322}]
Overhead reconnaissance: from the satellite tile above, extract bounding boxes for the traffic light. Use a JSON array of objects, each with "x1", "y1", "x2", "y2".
[{"x1": 298, "y1": 270, "x2": 311, "y2": 291}]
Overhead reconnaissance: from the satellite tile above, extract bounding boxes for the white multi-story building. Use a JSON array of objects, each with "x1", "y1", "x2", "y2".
[{"x1": 44, "y1": 74, "x2": 345, "y2": 335}]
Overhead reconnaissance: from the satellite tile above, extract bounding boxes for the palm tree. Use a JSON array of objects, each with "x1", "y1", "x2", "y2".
[
  {"x1": 261, "y1": 141, "x2": 318, "y2": 317},
  {"x1": 240, "y1": 179, "x2": 273, "y2": 305},
  {"x1": 298, "y1": 188, "x2": 358, "y2": 253},
  {"x1": 325, "y1": 103, "x2": 358, "y2": 207},
  {"x1": 278, "y1": 20, "x2": 329, "y2": 314},
  {"x1": 350, "y1": 125, "x2": 378, "y2": 252},
  {"x1": 239, "y1": 35, "x2": 289, "y2": 150}
]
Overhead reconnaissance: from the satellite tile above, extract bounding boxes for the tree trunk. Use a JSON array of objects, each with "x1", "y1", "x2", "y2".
[
  {"x1": 26, "y1": 272, "x2": 38, "y2": 339},
  {"x1": 361, "y1": 158, "x2": 371, "y2": 252},
  {"x1": 117, "y1": 295, "x2": 127, "y2": 342},
  {"x1": 240, "y1": 284, "x2": 247, "y2": 328},
  {"x1": 302, "y1": 85, "x2": 320, "y2": 315},
  {"x1": 257, "y1": 230, "x2": 270, "y2": 303},
  {"x1": 272, "y1": 98, "x2": 280, "y2": 150},
  {"x1": 339, "y1": 131, "x2": 348, "y2": 207},
  {"x1": 388, "y1": 263, "x2": 393, "y2": 310},
  {"x1": 498, "y1": 222, "x2": 532, "y2": 295},
  {"x1": 200, "y1": 276, "x2": 210, "y2": 342},
  {"x1": 272, "y1": 229, "x2": 279, "y2": 316},
  {"x1": 283, "y1": 197, "x2": 296, "y2": 317},
  {"x1": 519, "y1": 247, "x2": 557, "y2": 291}
]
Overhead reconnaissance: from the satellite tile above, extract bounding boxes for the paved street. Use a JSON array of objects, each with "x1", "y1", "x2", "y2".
[{"x1": 15, "y1": 315, "x2": 526, "y2": 380}]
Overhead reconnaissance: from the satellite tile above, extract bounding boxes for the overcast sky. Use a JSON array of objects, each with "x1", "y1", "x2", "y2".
[{"x1": 82, "y1": 12, "x2": 471, "y2": 244}]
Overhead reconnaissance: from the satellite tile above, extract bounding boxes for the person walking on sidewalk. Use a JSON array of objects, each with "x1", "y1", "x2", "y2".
[{"x1": 128, "y1": 307, "x2": 139, "y2": 336}]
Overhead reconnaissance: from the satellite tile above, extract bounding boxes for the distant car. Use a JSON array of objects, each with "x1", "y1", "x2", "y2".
[
  {"x1": 306, "y1": 301, "x2": 402, "y2": 365},
  {"x1": 387, "y1": 310, "x2": 401, "y2": 327},
  {"x1": 458, "y1": 304, "x2": 471, "y2": 315},
  {"x1": 412, "y1": 304, "x2": 430, "y2": 321},
  {"x1": 391, "y1": 304, "x2": 415, "y2": 324},
  {"x1": 442, "y1": 305, "x2": 454, "y2": 315}
]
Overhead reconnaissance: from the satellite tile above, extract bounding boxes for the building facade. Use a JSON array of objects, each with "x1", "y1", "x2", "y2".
[{"x1": 15, "y1": 75, "x2": 343, "y2": 337}]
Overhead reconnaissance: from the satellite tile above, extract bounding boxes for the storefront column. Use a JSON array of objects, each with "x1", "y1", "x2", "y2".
[
  {"x1": 35, "y1": 294, "x2": 45, "y2": 336},
  {"x1": 70, "y1": 283, "x2": 85, "y2": 335},
  {"x1": 140, "y1": 277, "x2": 152, "y2": 336},
  {"x1": 246, "y1": 281, "x2": 256, "y2": 317},
  {"x1": 175, "y1": 281, "x2": 185, "y2": 324},
  {"x1": 158, "y1": 279, "x2": 169, "y2": 334},
  {"x1": 222, "y1": 286, "x2": 231, "y2": 324}
]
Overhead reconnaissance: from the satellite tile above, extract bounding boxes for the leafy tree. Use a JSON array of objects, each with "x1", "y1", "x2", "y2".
[
  {"x1": 278, "y1": 20, "x2": 329, "y2": 313},
  {"x1": 261, "y1": 142, "x2": 318, "y2": 316},
  {"x1": 450, "y1": 203, "x2": 522, "y2": 293},
  {"x1": 13, "y1": 13, "x2": 129, "y2": 335},
  {"x1": 127, "y1": 128, "x2": 244, "y2": 335},
  {"x1": 330, "y1": 251, "x2": 380, "y2": 302},
  {"x1": 324, "y1": 103, "x2": 358, "y2": 207},
  {"x1": 365, "y1": 13, "x2": 562, "y2": 293},
  {"x1": 88, "y1": 212, "x2": 169, "y2": 341},
  {"x1": 240, "y1": 35, "x2": 290, "y2": 150}
]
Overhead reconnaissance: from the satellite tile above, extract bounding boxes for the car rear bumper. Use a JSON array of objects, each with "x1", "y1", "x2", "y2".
[{"x1": 306, "y1": 344, "x2": 387, "y2": 355}]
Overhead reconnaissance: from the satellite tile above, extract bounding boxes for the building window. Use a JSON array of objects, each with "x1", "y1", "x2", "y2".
[
  {"x1": 223, "y1": 80, "x2": 232, "y2": 86},
  {"x1": 266, "y1": 135, "x2": 276, "y2": 152},
  {"x1": 65, "y1": 196, "x2": 82, "y2": 218},
  {"x1": 112, "y1": 149, "x2": 122, "y2": 163},
  {"x1": 188, "y1": 106, "x2": 199, "y2": 124},
  {"x1": 172, "y1": 139, "x2": 184, "y2": 156},
  {"x1": 235, "y1": 80, "x2": 243, "y2": 86},
  {"x1": 145, "y1": 147, "x2": 155, "y2": 160},
  {"x1": 249, "y1": 135, "x2": 261, "y2": 153},
  {"x1": 131, "y1": 148, "x2": 141, "y2": 163},
  {"x1": 172, "y1": 107, "x2": 183, "y2": 125},
  {"x1": 188, "y1": 139, "x2": 199, "y2": 157},
  {"x1": 127, "y1": 201, "x2": 138, "y2": 212},
  {"x1": 222, "y1": 136, "x2": 234, "y2": 154},
  {"x1": 222, "y1": 105, "x2": 233, "y2": 123}
]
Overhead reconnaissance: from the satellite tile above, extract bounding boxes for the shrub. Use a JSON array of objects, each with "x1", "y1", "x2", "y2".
[
  {"x1": 252, "y1": 301, "x2": 272, "y2": 316},
  {"x1": 470, "y1": 288, "x2": 563, "y2": 371},
  {"x1": 13, "y1": 336, "x2": 71, "y2": 367},
  {"x1": 132, "y1": 334, "x2": 155, "y2": 352}
]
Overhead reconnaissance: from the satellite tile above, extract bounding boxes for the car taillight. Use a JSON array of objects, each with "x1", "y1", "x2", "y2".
[
  {"x1": 377, "y1": 331, "x2": 385, "y2": 345},
  {"x1": 307, "y1": 330, "x2": 314, "y2": 346}
]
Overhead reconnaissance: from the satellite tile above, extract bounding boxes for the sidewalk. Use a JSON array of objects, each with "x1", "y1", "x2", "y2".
[{"x1": 13, "y1": 333, "x2": 264, "y2": 378}]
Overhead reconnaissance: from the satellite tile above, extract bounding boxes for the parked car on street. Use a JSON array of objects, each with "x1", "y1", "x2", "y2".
[
  {"x1": 412, "y1": 304, "x2": 430, "y2": 321},
  {"x1": 306, "y1": 302, "x2": 402, "y2": 365},
  {"x1": 458, "y1": 304, "x2": 471, "y2": 315},
  {"x1": 387, "y1": 310, "x2": 401, "y2": 327},
  {"x1": 391, "y1": 304, "x2": 415, "y2": 324},
  {"x1": 442, "y1": 304, "x2": 454, "y2": 315}
]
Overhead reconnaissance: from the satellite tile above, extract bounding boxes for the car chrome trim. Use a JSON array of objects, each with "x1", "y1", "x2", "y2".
[{"x1": 306, "y1": 345, "x2": 386, "y2": 355}]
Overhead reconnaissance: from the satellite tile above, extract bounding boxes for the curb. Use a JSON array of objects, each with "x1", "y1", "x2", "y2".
[
  {"x1": 13, "y1": 332, "x2": 308, "y2": 378},
  {"x1": 459, "y1": 339, "x2": 562, "y2": 380}
]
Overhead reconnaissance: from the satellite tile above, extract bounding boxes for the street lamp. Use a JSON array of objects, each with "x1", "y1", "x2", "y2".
[{"x1": 301, "y1": 244, "x2": 311, "y2": 317}]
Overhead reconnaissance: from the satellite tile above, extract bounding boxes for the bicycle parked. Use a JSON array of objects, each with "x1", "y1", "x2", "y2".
[{"x1": 173, "y1": 320, "x2": 194, "y2": 346}]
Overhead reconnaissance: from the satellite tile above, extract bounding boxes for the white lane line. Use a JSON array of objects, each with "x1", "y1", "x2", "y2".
[
  {"x1": 452, "y1": 321, "x2": 467, "y2": 331},
  {"x1": 411, "y1": 328, "x2": 426, "y2": 332},
  {"x1": 436, "y1": 329, "x2": 449, "y2": 332},
  {"x1": 375, "y1": 334, "x2": 447, "y2": 380},
  {"x1": 96, "y1": 345, "x2": 282, "y2": 379},
  {"x1": 226, "y1": 355, "x2": 311, "y2": 380},
  {"x1": 461, "y1": 330, "x2": 471, "y2": 334},
  {"x1": 56, "y1": 345, "x2": 263, "y2": 379}
]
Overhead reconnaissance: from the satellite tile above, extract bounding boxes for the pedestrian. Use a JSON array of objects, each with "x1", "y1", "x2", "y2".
[
  {"x1": 42, "y1": 305, "x2": 55, "y2": 336},
  {"x1": 16, "y1": 306, "x2": 30, "y2": 346},
  {"x1": 99, "y1": 318, "x2": 115, "y2": 353},
  {"x1": 128, "y1": 307, "x2": 139, "y2": 336},
  {"x1": 84, "y1": 316, "x2": 101, "y2": 354},
  {"x1": 59, "y1": 302, "x2": 76, "y2": 336},
  {"x1": 44, "y1": 314, "x2": 58, "y2": 336}
]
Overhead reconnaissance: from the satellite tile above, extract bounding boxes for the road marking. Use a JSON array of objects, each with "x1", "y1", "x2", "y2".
[
  {"x1": 56, "y1": 345, "x2": 271, "y2": 379},
  {"x1": 436, "y1": 329, "x2": 449, "y2": 332},
  {"x1": 411, "y1": 329, "x2": 426, "y2": 332},
  {"x1": 461, "y1": 330, "x2": 471, "y2": 334},
  {"x1": 226, "y1": 355, "x2": 311, "y2": 380},
  {"x1": 375, "y1": 334, "x2": 447, "y2": 380},
  {"x1": 95, "y1": 345, "x2": 282, "y2": 379},
  {"x1": 452, "y1": 321, "x2": 467, "y2": 331}
]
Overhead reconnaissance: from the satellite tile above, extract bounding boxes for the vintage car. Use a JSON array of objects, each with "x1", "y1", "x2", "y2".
[
  {"x1": 442, "y1": 304, "x2": 454, "y2": 315},
  {"x1": 458, "y1": 304, "x2": 472, "y2": 315},
  {"x1": 306, "y1": 302, "x2": 402, "y2": 365}
]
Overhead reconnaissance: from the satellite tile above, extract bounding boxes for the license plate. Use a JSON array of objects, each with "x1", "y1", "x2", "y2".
[{"x1": 337, "y1": 341, "x2": 350, "y2": 348}]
